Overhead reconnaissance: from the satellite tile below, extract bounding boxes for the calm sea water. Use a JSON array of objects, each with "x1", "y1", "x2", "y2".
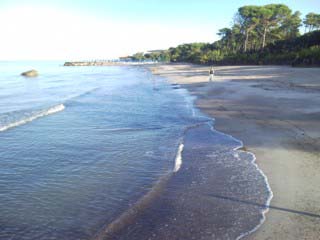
[
  {"x1": 0, "y1": 61, "x2": 271, "y2": 240},
  {"x1": 0, "y1": 61, "x2": 203, "y2": 239}
]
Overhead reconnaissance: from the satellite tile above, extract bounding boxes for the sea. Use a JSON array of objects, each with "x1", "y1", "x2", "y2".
[{"x1": 0, "y1": 61, "x2": 272, "y2": 240}]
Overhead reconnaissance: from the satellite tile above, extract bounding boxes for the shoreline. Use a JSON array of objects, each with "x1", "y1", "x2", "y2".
[
  {"x1": 63, "y1": 61, "x2": 157, "y2": 66},
  {"x1": 95, "y1": 65, "x2": 273, "y2": 240},
  {"x1": 208, "y1": 124, "x2": 274, "y2": 240},
  {"x1": 96, "y1": 122, "x2": 272, "y2": 240},
  {"x1": 149, "y1": 64, "x2": 320, "y2": 239}
]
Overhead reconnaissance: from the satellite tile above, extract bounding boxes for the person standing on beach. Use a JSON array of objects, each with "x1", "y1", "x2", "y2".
[{"x1": 209, "y1": 67, "x2": 214, "y2": 82}]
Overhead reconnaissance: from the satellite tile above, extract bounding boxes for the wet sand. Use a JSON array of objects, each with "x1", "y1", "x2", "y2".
[{"x1": 149, "y1": 64, "x2": 320, "y2": 239}]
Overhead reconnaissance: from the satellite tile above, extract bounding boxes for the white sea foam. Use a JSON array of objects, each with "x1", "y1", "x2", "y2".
[
  {"x1": 0, "y1": 104, "x2": 65, "y2": 132},
  {"x1": 235, "y1": 145, "x2": 274, "y2": 240},
  {"x1": 206, "y1": 122, "x2": 274, "y2": 240},
  {"x1": 173, "y1": 143, "x2": 184, "y2": 172}
]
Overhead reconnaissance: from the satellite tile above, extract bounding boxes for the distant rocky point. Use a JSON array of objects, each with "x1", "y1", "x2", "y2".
[
  {"x1": 21, "y1": 69, "x2": 38, "y2": 77},
  {"x1": 64, "y1": 61, "x2": 157, "y2": 66}
]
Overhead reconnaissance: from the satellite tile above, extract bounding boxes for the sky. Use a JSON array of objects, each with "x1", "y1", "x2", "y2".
[{"x1": 0, "y1": 0, "x2": 319, "y2": 60}]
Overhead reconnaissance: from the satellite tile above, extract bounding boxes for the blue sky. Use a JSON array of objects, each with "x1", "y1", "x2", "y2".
[{"x1": 0, "y1": 0, "x2": 319, "y2": 60}]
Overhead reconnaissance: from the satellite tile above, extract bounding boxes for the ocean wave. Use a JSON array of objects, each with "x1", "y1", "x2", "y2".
[
  {"x1": 173, "y1": 143, "x2": 184, "y2": 172},
  {"x1": 66, "y1": 87, "x2": 99, "y2": 101},
  {"x1": 103, "y1": 126, "x2": 164, "y2": 133},
  {"x1": 0, "y1": 104, "x2": 65, "y2": 132},
  {"x1": 93, "y1": 141, "x2": 184, "y2": 240}
]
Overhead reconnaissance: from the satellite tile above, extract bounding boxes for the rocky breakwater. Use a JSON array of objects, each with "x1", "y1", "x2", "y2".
[
  {"x1": 64, "y1": 61, "x2": 118, "y2": 66},
  {"x1": 64, "y1": 61, "x2": 157, "y2": 66}
]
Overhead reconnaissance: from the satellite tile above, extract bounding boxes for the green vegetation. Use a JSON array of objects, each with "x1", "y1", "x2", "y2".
[
  {"x1": 304, "y1": 13, "x2": 320, "y2": 32},
  {"x1": 131, "y1": 4, "x2": 320, "y2": 66},
  {"x1": 131, "y1": 51, "x2": 170, "y2": 62}
]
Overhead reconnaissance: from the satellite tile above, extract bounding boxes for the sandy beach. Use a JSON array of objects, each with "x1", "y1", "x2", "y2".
[{"x1": 148, "y1": 64, "x2": 320, "y2": 239}]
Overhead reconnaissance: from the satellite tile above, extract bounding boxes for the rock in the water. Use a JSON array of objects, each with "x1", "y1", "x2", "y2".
[{"x1": 21, "y1": 69, "x2": 38, "y2": 77}]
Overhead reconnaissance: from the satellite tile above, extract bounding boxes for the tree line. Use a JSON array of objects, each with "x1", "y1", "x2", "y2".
[{"x1": 131, "y1": 4, "x2": 320, "y2": 66}]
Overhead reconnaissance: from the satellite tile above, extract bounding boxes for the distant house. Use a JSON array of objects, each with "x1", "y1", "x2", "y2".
[
  {"x1": 119, "y1": 56, "x2": 134, "y2": 62},
  {"x1": 145, "y1": 49, "x2": 165, "y2": 55}
]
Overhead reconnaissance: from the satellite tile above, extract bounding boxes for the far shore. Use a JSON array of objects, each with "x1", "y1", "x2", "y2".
[
  {"x1": 149, "y1": 64, "x2": 320, "y2": 239},
  {"x1": 63, "y1": 61, "x2": 157, "y2": 66}
]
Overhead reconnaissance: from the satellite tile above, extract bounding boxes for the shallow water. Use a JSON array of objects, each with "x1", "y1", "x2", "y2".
[
  {"x1": 0, "y1": 61, "x2": 271, "y2": 240},
  {"x1": 97, "y1": 124, "x2": 272, "y2": 240}
]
